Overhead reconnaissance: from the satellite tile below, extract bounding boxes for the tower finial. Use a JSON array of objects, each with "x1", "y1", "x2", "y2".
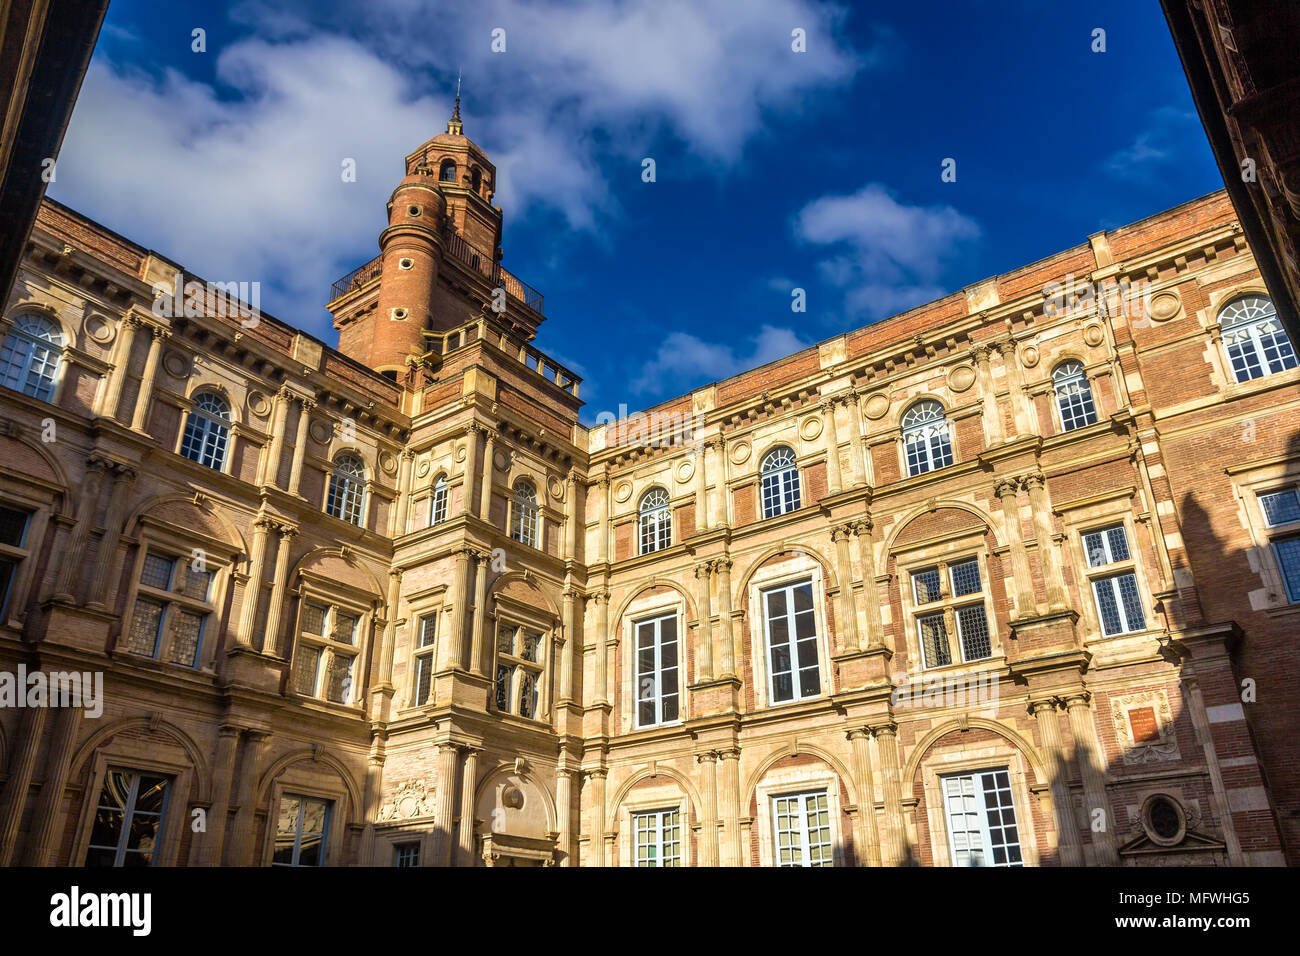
[{"x1": 447, "y1": 70, "x2": 463, "y2": 134}]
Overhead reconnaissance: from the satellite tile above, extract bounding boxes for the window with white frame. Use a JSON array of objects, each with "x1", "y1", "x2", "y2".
[
  {"x1": 0, "y1": 312, "x2": 64, "y2": 402},
  {"x1": 394, "y1": 842, "x2": 421, "y2": 867},
  {"x1": 412, "y1": 613, "x2": 438, "y2": 705},
  {"x1": 771, "y1": 790, "x2": 833, "y2": 867},
  {"x1": 326, "y1": 455, "x2": 366, "y2": 525},
  {"x1": 0, "y1": 504, "x2": 31, "y2": 618},
  {"x1": 638, "y1": 487, "x2": 672, "y2": 554},
  {"x1": 272, "y1": 793, "x2": 331, "y2": 866},
  {"x1": 179, "y1": 392, "x2": 232, "y2": 471},
  {"x1": 910, "y1": 556, "x2": 992, "y2": 667},
  {"x1": 511, "y1": 481, "x2": 539, "y2": 548},
  {"x1": 1218, "y1": 295, "x2": 1298, "y2": 383},
  {"x1": 429, "y1": 475, "x2": 448, "y2": 526},
  {"x1": 761, "y1": 579, "x2": 821, "y2": 704},
  {"x1": 1082, "y1": 524, "x2": 1146, "y2": 636},
  {"x1": 941, "y1": 769, "x2": 1023, "y2": 867},
  {"x1": 494, "y1": 622, "x2": 544, "y2": 718},
  {"x1": 902, "y1": 400, "x2": 954, "y2": 477},
  {"x1": 760, "y1": 446, "x2": 801, "y2": 518},
  {"x1": 1053, "y1": 360, "x2": 1098, "y2": 431},
  {"x1": 1257, "y1": 486, "x2": 1300, "y2": 602},
  {"x1": 634, "y1": 611, "x2": 680, "y2": 727},
  {"x1": 124, "y1": 550, "x2": 216, "y2": 667},
  {"x1": 85, "y1": 769, "x2": 171, "y2": 867},
  {"x1": 633, "y1": 808, "x2": 682, "y2": 866},
  {"x1": 291, "y1": 600, "x2": 363, "y2": 704}
]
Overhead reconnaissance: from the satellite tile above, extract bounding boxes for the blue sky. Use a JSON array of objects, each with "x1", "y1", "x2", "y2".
[{"x1": 51, "y1": 0, "x2": 1224, "y2": 422}]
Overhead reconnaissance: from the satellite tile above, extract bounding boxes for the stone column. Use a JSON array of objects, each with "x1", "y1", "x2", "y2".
[
  {"x1": 434, "y1": 743, "x2": 460, "y2": 866},
  {"x1": 234, "y1": 517, "x2": 273, "y2": 648},
  {"x1": 719, "y1": 748, "x2": 741, "y2": 867},
  {"x1": 1029, "y1": 698, "x2": 1083, "y2": 866},
  {"x1": 261, "y1": 523, "x2": 297, "y2": 656},
  {"x1": 555, "y1": 769, "x2": 575, "y2": 866},
  {"x1": 99, "y1": 314, "x2": 141, "y2": 421},
  {"x1": 287, "y1": 397, "x2": 315, "y2": 496},
  {"x1": 462, "y1": 423, "x2": 481, "y2": 518},
  {"x1": 1024, "y1": 473, "x2": 1069, "y2": 611},
  {"x1": 445, "y1": 548, "x2": 471, "y2": 670},
  {"x1": 226, "y1": 730, "x2": 270, "y2": 865},
  {"x1": 586, "y1": 769, "x2": 607, "y2": 866},
  {"x1": 259, "y1": 386, "x2": 293, "y2": 488},
  {"x1": 376, "y1": 568, "x2": 403, "y2": 688},
  {"x1": 24, "y1": 706, "x2": 80, "y2": 864},
  {"x1": 51, "y1": 455, "x2": 110, "y2": 602},
  {"x1": 972, "y1": 344, "x2": 1003, "y2": 445},
  {"x1": 848, "y1": 728, "x2": 883, "y2": 866},
  {"x1": 855, "y1": 392, "x2": 876, "y2": 486},
  {"x1": 469, "y1": 550, "x2": 490, "y2": 676},
  {"x1": 594, "y1": 590, "x2": 610, "y2": 705},
  {"x1": 85, "y1": 464, "x2": 136, "y2": 609},
  {"x1": 697, "y1": 751, "x2": 720, "y2": 867},
  {"x1": 870, "y1": 721, "x2": 906, "y2": 865},
  {"x1": 822, "y1": 399, "x2": 843, "y2": 495},
  {"x1": 996, "y1": 478, "x2": 1036, "y2": 618},
  {"x1": 564, "y1": 469, "x2": 578, "y2": 561},
  {"x1": 831, "y1": 523, "x2": 860, "y2": 653},
  {"x1": 694, "y1": 563, "x2": 714, "y2": 682},
  {"x1": 479, "y1": 429, "x2": 497, "y2": 519},
  {"x1": 129, "y1": 325, "x2": 169, "y2": 430},
  {"x1": 845, "y1": 390, "x2": 867, "y2": 487},
  {"x1": 1064, "y1": 692, "x2": 1118, "y2": 864},
  {"x1": 392, "y1": 449, "x2": 415, "y2": 536},
  {"x1": 560, "y1": 588, "x2": 577, "y2": 702},
  {"x1": 457, "y1": 747, "x2": 481, "y2": 866},
  {"x1": 714, "y1": 558, "x2": 736, "y2": 678},
  {"x1": 998, "y1": 340, "x2": 1031, "y2": 437},
  {"x1": 694, "y1": 441, "x2": 709, "y2": 533},
  {"x1": 202, "y1": 725, "x2": 241, "y2": 865},
  {"x1": 598, "y1": 473, "x2": 611, "y2": 561},
  {"x1": 854, "y1": 518, "x2": 886, "y2": 648},
  {"x1": 0, "y1": 706, "x2": 47, "y2": 865}
]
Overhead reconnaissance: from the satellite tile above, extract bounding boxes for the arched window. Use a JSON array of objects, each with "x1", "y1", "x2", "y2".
[
  {"x1": 761, "y1": 447, "x2": 801, "y2": 518},
  {"x1": 429, "y1": 475, "x2": 448, "y2": 527},
  {"x1": 902, "y1": 400, "x2": 953, "y2": 477},
  {"x1": 1052, "y1": 360, "x2": 1098, "y2": 431},
  {"x1": 511, "y1": 481, "x2": 539, "y2": 548},
  {"x1": 0, "y1": 312, "x2": 65, "y2": 402},
  {"x1": 1219, "y1": 295, "x2": 1298, "y2": 382},
  {"x1": 439, "y1": 159, "x2": 457, "y2": 183},
  {"x1": 638, "y1": 487, "x2": 672, "y2": 555},
  {"x1": 179, "y1": 392, "x2": 231, "y2": 471},
  {"x1": 326, "y1": 455, "x2": 366, "y2": 525},
  {"x1": 470, "y1": 166, "x2": 482, "y2": 193}
]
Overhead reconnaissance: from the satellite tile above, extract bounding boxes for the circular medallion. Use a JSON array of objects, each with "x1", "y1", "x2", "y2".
[
  {"x1": 863, "y1": 392, "x2": 890, "y2": 420},
  {"x1": 1083, "y1": 323, "x2": 1105, "y2": 347},
  {"x1": 947, "y1": 365, "x2": 976, "y2": 392},
  {"x1": 547, "y1": 476, "x2": 565, "y2": 501},
  {"x1": 454, "y1": 442, "x2": 467, "y2": 463},
  {"x1": 614, "y1": 480, "x2": 633, "y2": 503},
  {"x1": 1019, "y1": 344, "x2": 1040, "y2": 368},
  {"x1": 1148, "y1": 291, "x2": 1181, "y2": 322},
  {"x1": 380, "y1": 452, "x2": 398, "y2": 476},
  {"x1": 729, "y1": 440, "x2": 751, "y2": 465},
  {"x1": 247, "y1": 390, "x2": 271, "y2": 418},
  {"x1": 309, "y1": 419, "x2": 333, "y2": 445},
  {"x1": 799, "y1": 416, "x2": 823, "y2": 442},
  {"x1": 162, "y1": 350, "x2": 191, "y2": 379},
  {"x1": 415, "y1": 458, "x2": 431, "y2": 479},
  {"x1": 494, "y1": 450, "x2": 509, "y2": 471},
  {"x1": 84, "y1": 314, "x2": 114, "y2": 345},
  {"x1": 676, "y1": 458, "x2": 695, "y2": 484}
]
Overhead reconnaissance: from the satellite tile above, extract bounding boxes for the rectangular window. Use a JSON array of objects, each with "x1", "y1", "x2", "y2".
[
  {"x1": 771, "y1": 791, "x2": 833, "y2": 867},
  {"x1": 125, "y1": 550, "x2": 216, "y2": 668},
  {"x1": 955, "y1": 605, "x2": 992, "y2": 661},
  {"x1": 1260, "y1": 488, "x2": 1300, "y2": 527},
  {"x1": 0, "y1": 504, "x2": 30, "y2": 617},
  {"x1": 911, "y1": 567, "x2": 942, "y2": 605},
  {"x1": 941, "y1": 769, "x2": 1023, "y2": 867},
  {"x1": 1082, "y1": 524, "x2": 1145, "y2": 636},
  {"x1": 917, "y1": 612, "x2": 951, "y2": 668},
  {"x1": 633, "y1": 808, "x2": 682, "y2": 866},
  {"x1": 86, "y1": 769, "x2": 170, "y2": 867},
  {"x1": 949, "y1": 558, "x2": 981, "y2": 597},
  {"x1": 272, "y1": 794, "x2": 331, "y2": 866},
  {"x1": 493, "y1": 624, "x2": 545, "y2": 718},
  {"x1": 1083, "y1": 524, "x2": 1130, "y2": 567},
  {"x1": 413, "y1": 614, "x2": 437, "y2": 706},
  {"x1": 634, "y1": 613, "x2": 680, "y2": 727},
  {"x1": 762, "y1": 580, "x2": 820, "y2": 704},
  {"x1": 394, "y1": 842, "x2": 421, "y2": 867},
  {"x1": 293, "y1": 602, "x2": 362, "y2": 704},
  {"x1": 1273, "y1": 536, "x2": 1300, "y2": 603},
  {"x1": 911, "y1": 555, "x2": 992, "y2": 668}
]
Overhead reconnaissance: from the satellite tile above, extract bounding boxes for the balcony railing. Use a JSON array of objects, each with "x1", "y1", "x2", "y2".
[{"x1": 328, "y1": 231, "x2": 545, "y2": 317}]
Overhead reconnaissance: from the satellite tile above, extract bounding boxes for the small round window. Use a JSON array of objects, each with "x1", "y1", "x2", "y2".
[
  {"x1": 1141, "y1": 794, "x2": 1186, "y2": 846},
  {"x1": 398, "y1": 258, "x2": 414, "y2": 270},
  {"x1": 391, "y1": 307, "x2": 408, "y2": 320},
  {"x1": 408, "y1": 205, "x2": 422, "y2": 217}
]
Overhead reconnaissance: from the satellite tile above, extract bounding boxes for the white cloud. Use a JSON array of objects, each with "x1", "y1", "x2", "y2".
[
  {"x1": 794, "y1": 183, "x2": 980, "y2": 319},
  {"x1": 51, "y1": 0, "x2": 876, "y2": 339},
  {"x1": 1104, "y1": 106, "x2": 1200, "y2": 179},
  {"x1": 629, "y1": 323, "x2": 810, "y2": 395}
]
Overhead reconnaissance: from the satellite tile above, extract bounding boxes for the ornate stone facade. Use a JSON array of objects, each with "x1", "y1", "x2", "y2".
[{"x1": 0, "y1": 113, "x2": 1294, "y2": 867}]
